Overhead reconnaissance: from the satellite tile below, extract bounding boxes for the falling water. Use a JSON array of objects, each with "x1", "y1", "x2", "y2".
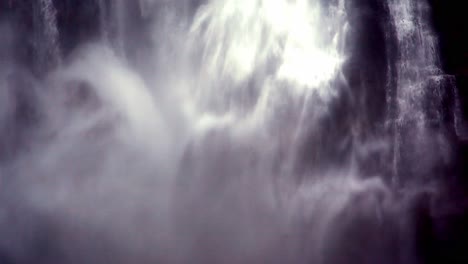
[
  {"x1": 98, "y1": 0, "x2": 109, "y2": 41},
  {"x1": 0, "y1": 0, "x2": 460, "y2": 263},
  {"x1": 38, "y1": 0, "x2": 61, "y2": 66},
  {"x1": 388, "y1": 0, "x2": 454, "y2": 185},
  {"x1": 97, "y1": 0, "x2": 126, "y2": 54},
  {"x1": 111, "y1": 0, "x2": 126, "y2": 56}
]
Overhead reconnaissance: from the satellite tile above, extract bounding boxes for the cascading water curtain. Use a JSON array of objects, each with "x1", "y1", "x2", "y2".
[
  {"x1": 38, "y1": 0, "x2": 61, "y2": 66},
  {"x1": 0, "y1": 0, "x2": 462, "y2": 263},
  {"x1": 388, "y1": 0, "x2": 456, "y2": 186}
]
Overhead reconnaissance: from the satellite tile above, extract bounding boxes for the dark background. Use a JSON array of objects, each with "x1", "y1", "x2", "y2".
[
  {"x1": 425, "y1": 1, "x2": 468, "y2": 262},
  {"x1": 430, "y1": 0, "x2": 468, "y2": 178}
]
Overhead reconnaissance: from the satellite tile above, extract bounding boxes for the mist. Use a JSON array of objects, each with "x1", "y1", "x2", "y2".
[{"x1": 0, "y1": 0, "x2": 460, "y2": 263}]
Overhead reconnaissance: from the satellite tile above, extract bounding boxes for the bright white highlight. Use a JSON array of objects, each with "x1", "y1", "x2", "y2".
[{"x1": 191, "y1": 0, "x2": 343, "y2": 91}]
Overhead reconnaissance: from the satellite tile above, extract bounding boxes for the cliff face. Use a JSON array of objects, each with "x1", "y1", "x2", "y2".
[
  {"x1": 429, "y1": 0, "x2": 468, "y2": 125},
  {"x1": 0, "y1": 1, "x2": 157, "y2": 76},
  {"x1": 429, "y1": 0, "x2": 468, "y2": 187},
  {"x1": 429, "y1": 0, "x2": 468, "y2": 75},
  {"x1": 0, "y1": 1, "x2": 98, "y2": 73}
]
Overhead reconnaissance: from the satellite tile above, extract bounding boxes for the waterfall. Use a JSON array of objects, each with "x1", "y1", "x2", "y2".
[
  {"x1": 111, "y1": 0, "x2": 126, "y2": 56},
  {"x1": 388, "y1": 0, "x2": 452, "y2": 185},
  {"x1": 138, "y1": 0, "x2": 151, "y2": 18},
  {"x1": 0, "y1": 0, "x2": 462, "y2": 263},
  {"x1": 38, "y1": 0, "x2": 61, "y2": 67},
  {"x1": 187, "y1": 0, "x2": 344, "y2": 119},
  {"x1": 97, "y1": 0, "x2": 126, "y2": 54},
  {"x1": 98, "y1": 0, "x2": 109, "y2": 41}
]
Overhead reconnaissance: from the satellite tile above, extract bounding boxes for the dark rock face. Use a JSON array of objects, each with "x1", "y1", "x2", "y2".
[
  {"x1": 0, "y1": 1, "x2": 135, "y2": 73},
  {"x1": 425, "y1": 3, "x2": 468, "y2": 263},
  {"x1": 53, "y1": 0, "x2": 101, "y2": 55},
  {"x1": 343, "y1": 0, "x2": 396, "y2": 178},
  {"x1": 428, "y1": 0, "x2": 468, "y2": 135},
  {"x1": 428, "y1": 0, "x2": 468, "y2": 75}
]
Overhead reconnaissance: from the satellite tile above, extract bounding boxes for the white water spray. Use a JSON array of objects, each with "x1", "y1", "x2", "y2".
[
  {"x1": 388, "y1": 0, "x2": 455, "y2": 184},
  {"x1": 39, "y1": 0, "x2": 61, "y2": 66},
  {"x1": 0, "y1": 0, "x2": 457, "y2": 263}
]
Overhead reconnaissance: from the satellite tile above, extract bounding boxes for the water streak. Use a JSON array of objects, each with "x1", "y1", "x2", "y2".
[
  {"x1": 388, "y1": 0, "x2": 449, "y2": 184},
  {"x1": 38, "y1": 0, "x2": 61, "y2": 66},
  {"x1": 98, "y1": 0, "x2": 109, "y2": 41}
]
